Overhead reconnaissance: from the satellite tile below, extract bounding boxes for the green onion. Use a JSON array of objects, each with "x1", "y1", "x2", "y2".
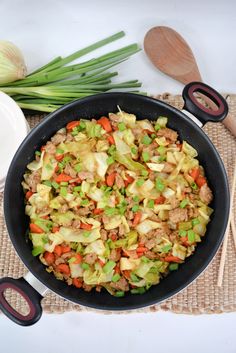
[
  {"x1": 155, "y1": 178, "x2": 165, "y2": 192},
  {"x1": 74, "y1": 185, "x2": 81, "y2": 192},
  {"x1": 81, "y1": 199, "x2": 89, "y2": 206},
  {"x1": 32, "y1": 246, "x2": 44, "y2": 256},
  {"x1": 35, "y1": 150, "x2": 41, "y2": 156},
  {"x1": 169, "y1": 263, "x2": 179, "y2": 271},
  {"x1": 147, "y1": 200, "x2": 154, "y2": 209},
  {"x1": 81, "y1": 263, "x2": 90, "y2": 270},
  {"x1": 191, "y1": 182, "x2": 198, "y2": 190},
  {"x1": 158, "y1": 155, "x2": 166, "y2": 162},
  {"x1": 157, "y1": 146, "x2": 166, "y2": 155},
  {"x1": 136, "y1": 178, "x2": 145, "y2": 187},
  {"x1": 131, "y1": 287, "x2": 146, "y2": 294},
  {"x1": 83, "y1": 231, "x2": 91, "y2": 237},
  {"x1": 108, "y1": 145, "x2": 116, "y2": 155},
  {"x1": 60, "y1": 187, "x2": 67, "y2": 197},
  {"x1": 79, "y1": 121, "x2": 86, "y2": 130},
  {"x1": 142, "y1": 135, "x2": 152, "y2": 145},
  {"x1": 103, "y1": 260, "x2": 116, "y2": 274},
  {"x1": 60, "y1": 181, "x2": 68, "y2": 186},
  {"x1": 74, "y1": 163, "x2": 82, "y2": 172},
  {"x1": 43, "y1": 180, "x2": 52, "y2": 187},
  {"x1": 187, "y1": 230, "x2": 196, "y2": 243},
  {"x1": 154, "y1": 123, "x2": 161, "y2": 131},
  {"x1": 52, "y1": 181, "x2": 59, "y2": 189},
  {"x1": 151, "y1": 133, "x2": 156, "y2": 139},
  {"x1": 141, "y1": 170, "x2": 149, "y2": 177},
  {"x1": 115, "y1": 291, "x2": 125, "y2": 297},
  {"x1": 112, "y1": 274, "x2": 121, "y2": 282},
  {"x1": 45, "y1": 164, "x2": 53, "y2": 171},
  {"x1": 107, "y1": 156, "x2": 114, "y2": 165},
  {"x1": 180, "y1": 199, "x2": 188, "y2": 208},
  {"x1": 118, "y1": 122, "x2": 126, "y2": 131},
  {"x1": 179, "y1": 230, "x2": 187, "y2": 237},
  {"x1": 192, "y1": 218, "x2": 200, "y2": 226},
  {"x1": 162, "y1": 244, "x2": 172, "y2": 253},
  {"x1": 80, "y1": 191, "x2": 85, "y2": 197},
  {"x1": 131, "y1": 147, "x2": 137, "y2": 155},
  {"x1": 130, "y1": 273, "x2": 139, "y2": 282},
  {"x1": 132, "y1": 205, "x2": 139, "y2": 212},
  {"x1": 56, "y1": 148, "x2": 64, "y2": 154},
  {"x1": 133, "y1": 195, "x2": 139, "y2": 202},
  {"x1": 105, "y1": 207, "x2": 117, "y2": 216},
  {"x1": 141, "y1": 256, "x2": 150, "y2": 263},
  {"x1": 142, "y1": 151, "x2": 150, "y2": 162},
  {"x1": 71, "y1": 129, "x2": 78, "y2": 136}
]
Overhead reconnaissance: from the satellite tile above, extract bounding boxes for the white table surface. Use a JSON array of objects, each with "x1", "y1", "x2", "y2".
[{"x1": 0, "y1": 0, "x2": 236, "y2": 352}]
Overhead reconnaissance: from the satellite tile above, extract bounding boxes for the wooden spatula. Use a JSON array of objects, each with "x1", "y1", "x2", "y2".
[{"x1": 144, "y1": 26, "x2": 236, "y2": 137}]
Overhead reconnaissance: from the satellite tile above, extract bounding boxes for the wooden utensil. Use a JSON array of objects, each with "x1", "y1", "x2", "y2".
[{"x1": 144, "y1": 26, "x2": 236, "y2": 137}]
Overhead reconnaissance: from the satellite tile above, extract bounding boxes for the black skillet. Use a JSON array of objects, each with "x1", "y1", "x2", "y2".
[{"x1": 0, "y1": 82, "x2": 230, "y2": 325}]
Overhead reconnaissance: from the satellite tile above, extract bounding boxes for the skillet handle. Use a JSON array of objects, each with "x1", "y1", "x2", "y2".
[
  {"x1": 0, "y1": 277, "x2": 43, "y2": 326},
  {"x1": 182, "y1": 82, "x2": 228, "y2": 125}
]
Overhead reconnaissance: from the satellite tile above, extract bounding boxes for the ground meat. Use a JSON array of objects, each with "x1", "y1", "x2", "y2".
[
  {"x1": 55, "y1": 257, "x2": 65, "y2": 266},
  {"x1": 83, "y1": 283, "x2": 93, "y2": 292},
  {"x1": 100, "y1": 229, "x2": 108, "y2": 241},
  {"x1": 65, "y1": 133, "x2": 73, "y2": 142},
  {"x1": 110, "y1": 277, "x2": 129, "y2": 291},
  {"x1": 184, "y1": 187, "x2": 192, "y2": 193},
  {"x1": 169, "y1": 231, "x2": 179, "y2": 242},
  {"x1": 84, "y1": 253, "x2": 97, "y2": 265},
  {"x1": 109, "y1": 113, "x2": 120, "y2": 122},
  {"x1": 149, "y1": 171, "x2": 156, "y2": 181},
  {"x1": 139, "y1": 234, "x2": 148, "y2": 244},
  {"x1": 109, "y1": 249, "x2": 121, "y2": 262},
  {"x1": 25, "y1": 171, "x2": 41, "y2": 192},
  {"x1": 118, "y1": 224, "x2": 125, "y2": 236},
  {"x1": 51, "y1": 133, "x2": 66, "y2": 145},
  {"x1": 115, "y1": 174, "x2": 125, "y2": 189},
  {"x1": 78, "y1": 171, "x2": 94, "y2": 181},
  {"x1": 44, "y1": 141, "x2": 56, "y2": 155},
  {"x1": 96, "y1": 285, "x2": 102, "y2": 292},
  {"x1": 72, "y1": 220, "x2": 81, "y2": 229},
  {"x1": 149, "y1": 213, "x2": 160, "y2": 222},
  {"x1": 63, "y1": 163, "x2": 77, "y2": 178},
  {"x1": 126, "y1": 210, "x2": 134, "y2": 220},
  {"x1": 157, "y1": 127, "x2": 178, "y2": 142},
  {"x1": 76, "y1": 207, "x2": 91, "y2": 216},
  {"x1": 61, "y1": 251, "x2": 74, "y2": 259},
  {"x1": 188, "y1": 207, "x2": 199, "y2": 218},
  {"x1": 169, "y1": 208, "x2": 188, "y2": 223},
  {"x1": 58, "y1": 204, "x2": 69, "y2": 213},
  {"x1": 145, "y1": 238, "x2": 156, "y2": 250},
  {"x1": 145, "y1": 251, "x2": 158, "y2": 260},
  {"x1": 199, "y1": 184, "x2": 213, "y2": 205},
  {"x1": 162, "y1": 162, "x2": 174, "y2": 173},
  {"x1": 169, "y1": 197, "x2": 180, "y2": 209}
]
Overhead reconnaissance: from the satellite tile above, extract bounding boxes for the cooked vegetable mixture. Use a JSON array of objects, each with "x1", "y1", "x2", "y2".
[{"x1": 23, "y1": 110, "x2": 213, "y2": 297}]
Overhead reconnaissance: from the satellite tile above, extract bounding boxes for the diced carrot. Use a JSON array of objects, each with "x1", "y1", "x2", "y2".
[
  {"x1": 55, "y1": 173, "x2": 72, "y2": 183},
  {"x1": 54, "y1": 245, "x2": 62, "y2": 257},
  {"x1": 66, "y1": 121, "x2": 80, "y2": 131},
  {"x1": 164, "y1": 255, "x2": 182, "y2": 263},
  {"x1": 80, "y1": 222, "x2": 92, "y2": 230},
  {"x1": 44, "y1": 252, "x2": 55, "y2": 265},
  {"x1": 136, "y1": 246, "x2": 148, "y2": 253},
  {"x1": 74, "y1": 253, "x2": 83, "y2": 264},
  {"x1": 155, "y1": 195, "x2": 166, "y2": 205},
  {"x1": 29, "y1": 223, "x2": 44, "y2": 234},
  {"x1": 97, "y1": 117, "x2": 112, "y2": 132},
  {"x1": 107, "y1": 135, "x2": 115, "y2": 144},
  {"x1": 72, "y1": 278, "x2": 83, "y2": 288},
  {"x1": 93, "y1": 208, "x2": 103, "y2": 215},
  {"x1": 123, "y1": 270, "x2": 131, "y2": 279},
  {"x1": 181, "y1": 236, "x2": 190, "y2": 247},
  {"x1": 52, "y1": 226, "x2": 60, "y2": 233},
  {"x1": 196, "y1": 176, "x2": 207, "y2": 187},
  {"x1": 25, "y1": 190, "x2": 33, "y2": 200},
  {"x1": 56, "y1": 263, "x2": 70, "y2": 275},
  {"x1": 106, "y1": 172, "x2": 116, "y2": 187},
  {"x1": 189, "y1": 167, "x2": 200, "y2": 181},
  {"x1": 133, "y1": 211, "x2": 142, "y2": 227},
  {"x1": 55, "y1": 154, "x2": 64, "y2": 161},
  {"x1": 98, "y1": 259, "x2": 105, "y2": 267},
  {"x1": 114, "y1": 264, "x2": 120, "y2": 274},
  {"x1": 124, "y1": 174, "x2": 134, "y2": 187},
  {"x1": 144, "y1": 129, "x2": 155, "y2": 135},
  {"x1": 61, "y1": 245, "x2": 71, "y2": 253},
  {"x1": 111, "y1": 233, "x2": 117, "y2": 242}
]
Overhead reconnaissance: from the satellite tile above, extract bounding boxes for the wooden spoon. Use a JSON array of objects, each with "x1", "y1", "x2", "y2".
[{"x1": 144, "y1": 26, "x2": 236, "y2": 137}]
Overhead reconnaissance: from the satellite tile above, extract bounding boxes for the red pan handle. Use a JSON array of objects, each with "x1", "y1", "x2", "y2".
[
  {"x1": 182, "y1": 82, "x2": 228, "y2": 125},
  {"x1": 0, "y1": 277, "x2": 43, "y2": 326}
]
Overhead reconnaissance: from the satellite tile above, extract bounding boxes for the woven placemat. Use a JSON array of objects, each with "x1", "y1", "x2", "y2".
[{"x1": 1, "y1": 93, "x2": 236, "y2": 315}]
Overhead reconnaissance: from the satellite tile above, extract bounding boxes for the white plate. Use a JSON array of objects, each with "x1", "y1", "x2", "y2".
[{"x1": 0, "y1": 91, "x2": 30, "y2": 192}]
